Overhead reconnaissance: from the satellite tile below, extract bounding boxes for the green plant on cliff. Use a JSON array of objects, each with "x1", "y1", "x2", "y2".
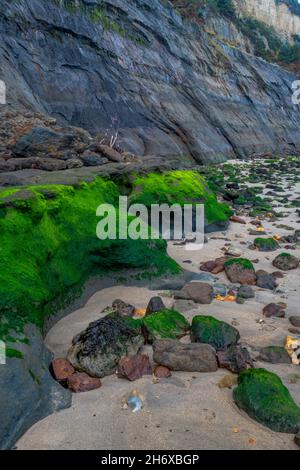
[
  {"x1": 0, "y1": 178, "x2": 180, "y2": 351},
  {"x1": 130, "y1": 170, "x2": 232, "y2": 225}
]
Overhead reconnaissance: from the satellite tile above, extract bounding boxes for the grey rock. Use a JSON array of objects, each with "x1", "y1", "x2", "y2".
[
  {"x1": 80, "y1": 152, "x2": 109, "y2": 167},
  {"x1": 289, "y1": 316, "x2": 300, "y2": 328},
  {"x1": 237, "y1": 285, "x2": 255, "y2": 299},
  {"x1": 217, "y1": 345, "x2": 253, "y2": 373},
  {"x1": 175, "y1": 282, "x2": 213, "y2": 304},
  {"x1": 258, "y1": 346, "x2": 291, "y2": 364},
  {"x1": 0, "y1": 324, "x2": 71, "y2": 450},
  {"x1": 145, "y1": 296, "x2": 166, "y2": 316},
  {"x1": 67, "y1": 313, "x2": 144, "y2": 378},
  {"x1": 153, "y1": 339, "x2": 218, "y2": 372},
  {"x1": 256, "y1": 269, "x2": 277, "y2": 290},
  {"x1": 272, "y1": 253, "x2": 299, "y2": 271}
]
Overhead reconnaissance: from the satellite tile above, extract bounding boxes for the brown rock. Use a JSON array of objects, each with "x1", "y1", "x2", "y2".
[
  {"x1": 217, "y1": 345, "x2": 253, "y2": 373},
  {"x1": 154, "y1": 365, "x2": 172, "y2": 378},
  {"x1": 224, "y1": 262, "x2": 256, "y2": 285},
  {"x1": 118, "y1": 354, "x2": 152, "y2": 381},
  {"x1": 153, "y1": 339, "x2": 218, "y2": 372},
  {"x1": 211, "y1": 264, "x2": 225, "y2": 274},
  {"x1": 289, "y1": 327, "x2": 300, "y2": 335},
  {"x1": 263, "y1": 303, "x2": 285, "y2": 318},
  {"x1": 272, "y1": 271, "x2": 285, "y2": 279},
  {"x1": 51, "y1": 358, "x2": 75, "y2": 381},
  {"x1": 99, "y1": 145, "x2": 124, "y2": 162},
  {"x1": 295, "y1": 433, "x2": 300, "y2": 448},
  {"x1": 289, "y1": 316, "x2": 300, "y2": 327},
  {"x1": 230, "y1": 215, "x2": 246, "y2": 224},
  {"x1": 175, "y1": 282, "x2": 213, "y2": 304},
  {"x1": 67, "y1": 372, "x2": 102, "y2": 393},
  {"x1": 200, "y1": 260, "x2": 217, "y2": 272}
]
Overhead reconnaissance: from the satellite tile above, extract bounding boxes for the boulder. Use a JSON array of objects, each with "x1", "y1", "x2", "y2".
[
  {"x1": 142, "y1": 309, "x2": 190, "y2": 344},
  {"x1": 117, "y1": 354, "x2": 152, "y2": 381},
  {"x1": 153, "y1": 339, "x2": 218, "y2": 372},
  {"x1": 80, "y1": 152, "x2": 109, "y2": 166},
  {"x1": 237, "y1": 286, "x2": 255, "y2": 299},
  {"x1": 253, "y1": 238, "x2": 279, "y2": 252},
  {"x1": 263, "y1": 303, "x2": 285, "y2": 318},
  {"x1": 175, "y1": 282, "x2": 213, "y2": 304},
  {"x1": 233, "y1": 369, "x2": 300, "y2": 433},
  {"x1": 230, "y1": 215, "x2": 246, "y2": 224},
  {"x1": 111, "y1": 299, "x2": 135, "y2": 317},
  {"x1": 145, "y1": 296, "x2": 166, "y2": 316},
  {"x1": 272, "y1": 253, "x2": 299, "y2": 271},
  {"x1": 256, "y1": 270, "x2": 277, "y2": 290},
  {"x1": 217, "y1": 345, "x2": 253, "y2": 373},
  {"x1": 51, "y1": 358, "x2": 75, "y2": 382},
  {"x1": 99, "y1": 145, "x2": 124, "y2": 162},
  {"x1": 67, "y1": 372, "x2": 102, "y2": 393},
  {"x1": 289, "y1": 316, "x2": 300, "y2": 328},
  {"x1": 67, "y1": 313, "x2": 144, "y2": 378},
  {"x1": 154, "y1": 365, "x2": 172, "y2": 378},
  {"x1": 224, "y1": 258, "x2": 256, "y2": 285},
  {"x1": 191, "y1": 315, "x2": 240, "y2": 351},
  {"x1": 258, "y1": 346, "x2": 291, "y2": 364}
]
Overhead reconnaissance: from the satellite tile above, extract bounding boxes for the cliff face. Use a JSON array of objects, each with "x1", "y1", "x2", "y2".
[
  {"x1": 0, "y1": 0, "x2": 300, "y2": 162},
  {"x1": 234, "y1": 0, "x2": 300, "y2": 41}
]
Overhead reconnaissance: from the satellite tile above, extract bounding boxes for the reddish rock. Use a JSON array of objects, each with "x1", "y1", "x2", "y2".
[
  {"x1": 154, "y1": 365, "x2": 172, "y2": 378},
  {"x1": 271, "y1": 271, "x2": 285, "y2": 279},
  {"x1": 230, "y1": 216, "x2": 246, "y2": 225},
  {"x1": 118, "y1": 354, "x2": 152, "y2": 381},
  {"x1": 211, "y1": 264, "x2": 225, "y2": 274},
  {"x1": 200, "y1": 260, "x2": 217, "y2": 272},
  {"x1": 99, "y1": 144, "x2": 124, "y2": 162},
  {"x1": 52, "y1": 358, "x2": 75, "y2": 381},
  {"x1": 67, "y1": 372, "x2": 102, "y2": 393},
  {"x1": 263, "y1": 303, "x2": 285, "y2": 318}
]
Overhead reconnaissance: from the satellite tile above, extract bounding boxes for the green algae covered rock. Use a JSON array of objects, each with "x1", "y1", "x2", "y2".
[
  {"x1": 272, "y1": 252, "x2": 299, "y2": 271},
  {"x1": 191, "y1": 315, "x2": 240, "y2": 351},
  {"x1": 142, "y1": 309, "x2": 190, "y2": 344},
  {"x1": 233, "y1": 368, "x2": 300, "y2": 433},
  {"x1": 130, "y1": 170, "x2": 232, "y2": 226},
  {"x1": 224, "y1": 258, "x2": 256, "y2": 285},
  {"x1": 254, "y1": 238, "x2": 279, "y2": 252}
]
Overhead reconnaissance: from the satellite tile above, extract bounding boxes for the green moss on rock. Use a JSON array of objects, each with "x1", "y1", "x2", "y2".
[
  {"x1": 254, "y1": 238, "x2": 279, "y2": 252},
  {"x1": 224, "y1": 258, "x2": 254, "y2": 270},
  {"x1": 191, "y1": 315, "x2": 240, "y2": 351},
  {"x1": 0, "y1": 178, "x2": 179, "y2": 344},
  {"x1": 233, "y1": 368, "x2": 300, "y2": 433},
  {"x1": 130, "y1": 170, "x2": 232, "y2": 225},
  {"x1": 142, "y1": 308, "x2": 190, "y2": 343}
]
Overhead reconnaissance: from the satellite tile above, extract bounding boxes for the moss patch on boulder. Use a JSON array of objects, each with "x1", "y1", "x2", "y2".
[
  {"x1": 142, "y1": 308, "x2": 190, "y2": 343},
  {"x1": 191, "y1": 315, "x2": 240, "y2": 351},
  {"x1": 233, "y1": 368, "x2": 300, "y2": 433},
  {"x1": 254, "y1": 238, "x2": 279, "y2": 252},
  {"x1": 130, "y1": 170, "x2": 233, "y2": 226}
]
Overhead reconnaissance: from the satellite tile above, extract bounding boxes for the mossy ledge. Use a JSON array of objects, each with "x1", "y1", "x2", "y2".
[
  {"x1": 0, "y1": 177, "x2": 180, "y2": 352},
  {"x1": 0, "y1": 170, "x2": 230, "y2": 355},
  {"x1": 233, "y1": 369, "x2": 300, "y2": 433}
]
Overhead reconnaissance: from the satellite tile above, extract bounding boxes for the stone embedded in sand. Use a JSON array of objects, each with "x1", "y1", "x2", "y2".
[
  {"x1": 290, "y1": 316, "x2": 300, "y2": 328},
  {"x1": 258, "y1": 346, "x2": 291, "y2": 364},
  {"x1": 217, "y1": 345, "x2": 253, "y2": 373},
  {"x1": 253, "y1": 238, "x2": 279, "y2": 252},
  {"x1": 67, "y1": 313, "x2": 144, "y2": 378},
  {"x1": 191, "y1": 315, "x2": 240, "y2": 351},
  {"x1": 51, "y1": 358, "x2": 75, "y2": 382},
  {"x1": 111, "y1": 299, "x2": 135, "y2": 317},
  {"x1": 154, "y1": 365, "x2": 172, "y2": 378},
  {"x1": 175, "y1": 282, "x2": 213, "y2": 304},
  {"x1": 237, "y1": 286, "x2": 255, "y2": 299},
  {"x1": 263, "y1": 303, "x2": 285, "y2": 318},
  {"x1": 295, "y1": 434, "x2": 300, "y2": 448},
  {"x1": 230, "y1": 215, "x2": 246, "y2": 224},
  {"x1": 224, "y1": 258, "x2": 256, "y2": 285},
  {"x1": 67, "y1": 372, "x2": 102, "y2": 393},
  {"x1": 145, "y1": 296, "x2": 166, "y2": 316},
  {"x1": 256, "y1": 270, "x2": 277, "y2": 290},
  {"x1": 153, "y1": 339, "x2": 218, "y2": 372},
  {"x1": 233, "y1": 368, "x2": 300, "y2": 433},
  {"x1": 218, "y1": 374, "x2": 238, "y2": 389},
  {"x1": 200, "y1": 260, "x2": 217, "y2": 272},
  {"x1": 272, "y1": 253, "x2": 299, "y2": 271},
  {"x1": 142, "y1": 308, "x2": 190, "y2": 344},
  {"x1": 117, "y1": 354, "x2": 152, "y2": 381}
]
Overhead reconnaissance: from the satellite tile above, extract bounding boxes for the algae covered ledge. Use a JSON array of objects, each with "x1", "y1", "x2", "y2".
[{"x1": 0, "y1": 169, "x2": 231, "y2": 355}]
